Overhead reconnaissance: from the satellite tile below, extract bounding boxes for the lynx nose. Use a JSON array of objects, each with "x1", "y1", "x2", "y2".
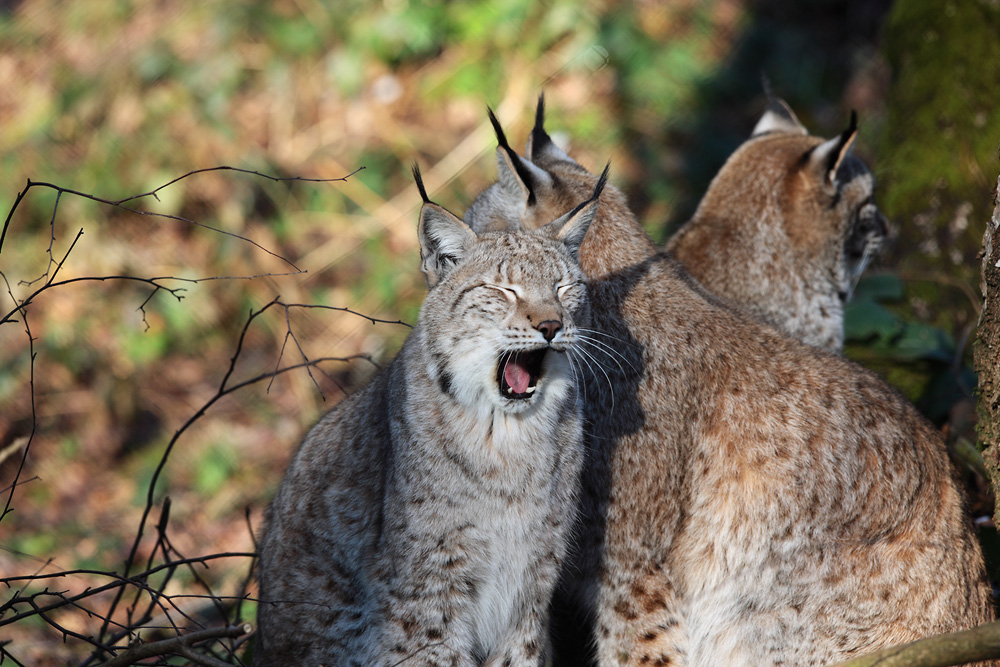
[{"x1": 536, "y1": 319, "x2": 562, "y2": 342}]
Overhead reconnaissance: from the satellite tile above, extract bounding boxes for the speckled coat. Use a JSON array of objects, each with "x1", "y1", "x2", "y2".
[
  {"x1": 464, "y1": 101, "x2": 995, "y2": 667},
  {"x1": 254, "y1": 186, "x2": 599, "y2": 666},
  {"x1": 666, "y1": 98, "x2": 888, "y2": 353}
]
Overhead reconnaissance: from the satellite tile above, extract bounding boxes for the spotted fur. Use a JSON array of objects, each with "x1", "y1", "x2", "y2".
[
  {"x1": 465, "y1": 100, "x2": 995, "y2": 667},
  {"x1": 254, "y1": 169, "x2": 602, "y2": 666},
  {"x1": 666, "y1": 97, "x2": 888, "y2": 352}
]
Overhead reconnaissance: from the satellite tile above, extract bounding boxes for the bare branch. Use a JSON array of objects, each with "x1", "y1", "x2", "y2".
[
  {"x1": 97, "y1": 292, "x2": 377, "y2": 647},
  {"x1": 0, "y1": 164, "x2": 406, "y2": 665},
  {"x1": 111, "y1": 164, "x2": 364, "y2": 206},
  {"x1": 97, "y1": 624, "x2": 251, "y2": 667},
  {"x1": 278, "y1": 302, "x2": 413, "y2": 328},
  {"x1": 1, "y1": 305, "x2": 37, "y2": 522},
  {"x1": 0, "y1": 552, "x2": 256, "y2": 628},
  {"x1": 0, "y1": 179, "x2": 31, "y2": 258},
  {"x1": 0, "y1": 166, "x2": 364, "y2": 268}
]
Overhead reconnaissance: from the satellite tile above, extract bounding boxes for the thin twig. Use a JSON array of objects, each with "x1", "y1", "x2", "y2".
[
  {"x1": 0, "y1": 552, "x2": 257, "y2": 628},
  {"x1": 0, "y1": 166, "x2": 364, "y2": 268}
]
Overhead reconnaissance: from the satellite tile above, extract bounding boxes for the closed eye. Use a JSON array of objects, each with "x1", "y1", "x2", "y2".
[
  {"x1": 485, "y1": 283, "x2": 519, "y2": 300},
  {"x1": 557, "y1": 281, "x2": 583, "y2": 299}
]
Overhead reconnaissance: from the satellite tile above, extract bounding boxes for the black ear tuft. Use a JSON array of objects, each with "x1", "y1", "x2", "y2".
[
  {"x1": 412, "y1": 163, "x2": 431, "y2": 204},
  {"x1": 592, "y1": 161, "x2": 611, "y2": 201},
  {"x1": 487, "y1": 107, "x2": 512, "y2": 151},
  {"x1": 558, "y1": 161, "x2": 609, "y2": 224},
  {"x1": 827, "y1": 110, "x2": 859, "y2": 174},
  {"x1": 846, "y1": 110, "x2": 858, "y2": 139},
  {"x1": 543, "y1": 163, "x2": 606, "y2": 256},
  {"x1": 529, "y1": 93, "x2": 553, "y2": 157},
  {"x1": 489, "y1": 107, "x2": 539, "y2": 207}
]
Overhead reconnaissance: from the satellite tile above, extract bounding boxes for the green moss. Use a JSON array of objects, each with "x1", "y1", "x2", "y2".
[{"x1": 879, "y1": 0, "x2": 1000, "y2": 283}]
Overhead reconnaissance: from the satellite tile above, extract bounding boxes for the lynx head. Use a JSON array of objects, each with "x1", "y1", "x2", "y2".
[
  {"x1": 747, "y1": 97, "x2": 887, "y2": 284},
  {"x1": 667, "y1": 95, "x2": 889, "y2": 350},
  {"x1": 413, "y1": 165, "x2": 603, "y2": 416}
]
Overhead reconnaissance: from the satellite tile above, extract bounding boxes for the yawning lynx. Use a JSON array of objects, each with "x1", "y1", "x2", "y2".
[
  {"x1": 464, "y1": 101, "x2": 994, "y2": 667},
  {"x1": 667, "y1": 96, "x2": 888, "y2": 352},
  {"x1": 254, "y1": 167, "x2": 603, "y2": 666}
]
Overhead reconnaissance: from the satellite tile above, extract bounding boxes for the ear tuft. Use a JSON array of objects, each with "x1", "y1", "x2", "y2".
[
  {"x1": 535, "y1": 92, "x2": 546, "y2": 130},
  {"x1": 526, "y1": 98, "x2": 580, "y2": 168},
  {"x1": 592, "y1": 161, "x2": 611, "y2": 201},
  {"x1": 539, "y1": 162, "x2": 608, "y2": 258},
  {"x1": 487, "y1": 106, "x2": 512, "y2": 152},
  {"x1": 527, "y1": 93, "x2": 553, "y2": 159},
  {"x1": 489, "y1": 108, "x2": 548, "y2": 208},
  {"x1": 412, "y1": 163, "x2": 431, "y2": 204}
]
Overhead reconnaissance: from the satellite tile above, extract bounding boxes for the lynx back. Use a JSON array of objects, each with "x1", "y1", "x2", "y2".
[{"x1": 254, "y1": 168, "x2": 603, "y2": 666}]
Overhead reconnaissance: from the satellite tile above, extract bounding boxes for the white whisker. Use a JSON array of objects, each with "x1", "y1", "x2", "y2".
[
  {"x1": 847, "y1": 239, "x2": 879, "y2": 300},
  {"x1": 571, "y1": 343, "x2": 616, "y2": 413},
  {"x1": 576, "y1": 330, "x2": 638, "y2": 374}
]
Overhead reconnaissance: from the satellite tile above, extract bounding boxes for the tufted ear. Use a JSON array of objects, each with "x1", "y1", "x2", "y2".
[
  {"x1": 541, "y1": 162, "x2": 609, "y2": 260},
  {"x1": 413, "y1": 164, "x2": 477, "y2": 287},
  {"x1": 525, "y1": 93, "x2": 576, "y2": 166},
  {"x1": 807, "y1": 110, "x2": 858, "y2": 187},
  {"x1": 488, "y1": 107, "x2": 552, "y2": 209},
  {"x1": 752, "y1": 92, "x2": 808, "y2": 137}
]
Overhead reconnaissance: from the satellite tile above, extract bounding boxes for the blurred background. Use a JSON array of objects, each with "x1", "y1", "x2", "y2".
[{"x1": 1, "y1": 0, "x2": 999, "y2": 663}]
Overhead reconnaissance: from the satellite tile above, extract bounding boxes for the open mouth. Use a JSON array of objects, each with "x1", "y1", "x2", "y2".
[{"x1": 497, "y1": 349, "x2": 547, "y2": 400}]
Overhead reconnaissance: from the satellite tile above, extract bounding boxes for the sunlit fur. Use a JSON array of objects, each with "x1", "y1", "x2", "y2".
[
  {"x1": 464, "y1": 101, "x2": 995, "y2": 667},
  {"x1": 667, "y1": 100, "x2": 889, "y2": 352},
  {"x1": 255, "y1": 188, "x2": 598, "y2": 666}
]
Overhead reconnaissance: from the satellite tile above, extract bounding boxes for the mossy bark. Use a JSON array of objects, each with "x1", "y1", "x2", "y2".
[
  {"x1": 980, "y1": 174, "x2": 1000, "y2": 512},
  {"x1": 879, "y1": 0, "x2": 1000, "y2": 333}
]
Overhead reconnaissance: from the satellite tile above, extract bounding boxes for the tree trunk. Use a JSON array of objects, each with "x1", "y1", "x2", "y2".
[{"x1": 980, "y1": 173, "x2": 1000, "y2": 516}]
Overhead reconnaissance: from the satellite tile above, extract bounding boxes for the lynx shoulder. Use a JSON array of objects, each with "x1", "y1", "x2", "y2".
[
  {"x1": 254, "y1": 167, "x2": 602, "y2": 667},
  {"x1": 666, "y1": 97, "x2": 888, "y2": 352},
  {"x1": 463, "y1": 100, "x2": 994, "y2": 667}
]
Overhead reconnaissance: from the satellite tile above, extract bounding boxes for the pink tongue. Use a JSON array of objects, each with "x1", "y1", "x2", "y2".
[{"x1": 504, "y1": 357, "x2": 531, "y2": 394}]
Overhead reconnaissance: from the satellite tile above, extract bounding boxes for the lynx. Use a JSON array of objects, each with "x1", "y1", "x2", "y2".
[
  {"x1": 666, "y1": 96, "x2": 888, "y2": 352},
  {"x1": 464, "y1": 102, "x2": 995, "y2": 667},
  {"x1": 254, "y1": 166, "x2": 603, "y2": 666}
]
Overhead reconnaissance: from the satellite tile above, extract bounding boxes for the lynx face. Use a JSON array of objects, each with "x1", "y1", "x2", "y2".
[
  {"x1": 838, "y1": 156, "x2": 888, "y2": 290},
  {"x1": 416, "y1": 166, "x2": 600, "y2": 417},
  {"x1": 420, "y1": 232, "x2": 590, "y2": 416},
  {"x1": 667, "y1": 99, "x2": 889, "y2": 351}
]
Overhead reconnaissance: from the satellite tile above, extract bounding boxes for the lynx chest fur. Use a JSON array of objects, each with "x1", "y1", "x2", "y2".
[
  {"x1": 467, "y1": 102, "x2": 994, "y2": 667},
  {"x1": 254, "y1": 171, "x2": 602, "y2": 667},
  {"x1": 666, "y1": 99, "x2": 888, "y2": 352}
]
